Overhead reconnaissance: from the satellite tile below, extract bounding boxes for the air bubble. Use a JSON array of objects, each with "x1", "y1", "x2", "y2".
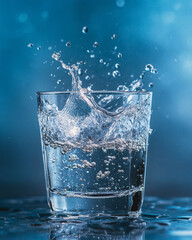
[
  {"x1": 37, "y1": 46, "x2": 41, "y2": 50},
  {"x1": 57, "y1": 80, "x2": 61, "y2": 84},
  {"x1": 149, "y1": 82, "x2": 154, "y2": 88},
  {"x1": 99, "y1": 59, "x2": 103, "y2": 63},
  {"x1": 78, "y1": 69, "x2": 82, "y2": 75},
  {"x1": 151, "y1": 68, "x2": 158, "y2": 74},
  {"x1": 82, "y1": 26, "x2": 88, "y2": 34},
  {"x1": 90, "y1": 54, "x2": 95, "y2": 58},
  {"x1": 85, "y1": 75, "x2": 90, "y2": 80}
]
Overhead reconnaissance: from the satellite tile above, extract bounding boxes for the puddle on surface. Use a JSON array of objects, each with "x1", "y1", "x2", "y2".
[{"x1": 1, "y1": 197, "x2": 192, "y2": 239}]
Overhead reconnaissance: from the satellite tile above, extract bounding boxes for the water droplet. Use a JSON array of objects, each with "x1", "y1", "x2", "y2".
[
  {"x1": 37, "y1": 46, "x2": 41, "y2": 50},
  {"x1": 149, "y1": 82, "x2": 154, "y2": 88},
  {"x1": 85, "y1": 75, "x2": 90, "y2": 80},
  {"x1": 112, "y1": 70, "x2": 120, "y2": 78},
  {"x1": 66, "y1": 42, "x2": 71, "y2": 47},
  {"x1": 90, "y1": 54, "x2": 95, "y2": 58},
  {"x1": 116, "y1": 0, "x2": 125, "y2": 7},
  {"x1": 52, "y1": 52, "x2": 61, "y2": 61},
  {"x1": 57, "y1": 80, "x2": 61, "y2": 84},
  {"x1": 84, "y1": 69, "x2": 88, "y2": 73},
  {"x1": 115, "y1": 63, "x2": 120, "y2": 69},
  {"x1": 107, "y1": 72, "x2": 111, "y2": 75},
  {"x1": 151, "y1": 68, "x2": 158, "y2": 74},
  {"x1": 93, "y1": 42, "x2": 98, "y2": 48},
  {"x1": 27, "y1": 43, "x2": 34, "y2": 48},
  {"x1": 114, "y1": 46, "x2": 118, "y2": 50},
  {"x1": 117, "y1": 53, "x2": 122, "y2": 58},
  {"x1": 130, "y1": 74, "x2": 134, "y2": 78},
  {"x1": 48, "y1": 46, "x2": 52, "y2": 50},
  {"x1": 117, "y1": 85, "x2": 128, "y2": 91},
  {"x1": 78, "y1": 69, "x2": 82, "y2": 75},
  {"x1": 87, "y1": 50, "x2": 90, "y2": 53},
  {"x1": 140, "y1": 72, "x2": 145, "y2": 79},
  {"x1": 99, "y1": 59, "x2": 103, "y2": 63},
  {"x1": 145, "y1": 64, "x2": 153, "y2": 71},
  {"x1": 82, "y1": 26, "x2": 88, "y2": 34},
  {"x1": 111, "y1": 34, "x2": 117, "y2": 40}
]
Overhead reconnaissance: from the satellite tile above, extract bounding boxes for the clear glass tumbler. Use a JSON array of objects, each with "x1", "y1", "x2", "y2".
[{"x1": 37, "y1": 91, "x2": 152, "y2": 217}]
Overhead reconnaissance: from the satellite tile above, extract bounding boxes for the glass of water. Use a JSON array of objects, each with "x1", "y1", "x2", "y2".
[{"x1": 37, "y1": 90, "x2": 152, "y2": 217}]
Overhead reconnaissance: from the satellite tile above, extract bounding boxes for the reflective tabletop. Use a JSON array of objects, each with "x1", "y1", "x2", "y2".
[{"x1": 1, "y1": 197, "x2": 192, "y2": 239}]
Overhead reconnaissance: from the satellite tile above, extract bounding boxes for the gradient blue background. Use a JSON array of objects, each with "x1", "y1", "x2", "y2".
[{"x1": 1, "y1": 0, "x2": 192, "y2": 198}]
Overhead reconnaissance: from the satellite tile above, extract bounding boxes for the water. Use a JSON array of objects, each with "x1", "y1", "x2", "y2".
[{"x1": 37, "y1": 39, "x2": 155, "y2": 216}]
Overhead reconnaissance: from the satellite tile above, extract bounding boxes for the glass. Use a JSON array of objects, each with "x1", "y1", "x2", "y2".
[{"x1": 37, "y1": 91, "x2": 152, "y2": 217}]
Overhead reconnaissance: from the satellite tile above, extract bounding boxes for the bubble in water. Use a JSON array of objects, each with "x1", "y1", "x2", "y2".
[
  {"x1": 37, "y1": 46, "x2": 41, "y2": 50},
  {"x1": 114, "y1": 46, "x2": 118, "y2": 50},
  {"x1": 66, "y1": 42, "x2": 71, "y2": 47},
  {"x1": 90, "y1": 54, "x2": 95, "y2": 58},
  {"x1": 149, "y1": 82, "x2": 154, "y2": 88},
  {"x1": 145, "y1": 64, "x2": 153, "y2": 71},
  {"x1": 48, "y1": 46, "x2": 52, "y2": 50},
  {"x1": 82, "y1": 26, "x2": 88, "y2": 34},
  {"x1": 84, "y1": 69, "x2": 88, "y2": 73},
  {"x1": 93, "y1": 42, "x2": 98, "y2": 48},
  {"x1": 27, "y1": 43, "x2": 34, "y2": 48},
  {"x1": 107, "y1": 72, "x2": 111, "y2": 75},
  {"x1": 115, "y1": 63, "x2": 120, "y2": 69},
  {"x1": 52, "y1": 52, "x2": 61, "y2": 61},
  {"x1": 85, "y1": 75, "x2": 90, "y2": 80},
  {"x1": 117, "y1": 52, "x2": 122, "y2": 58},
  {"x1": 112, "y1": 70, "x2": 120, "y2": 78},
  {"x1": 130, "y1": 74, "x2": 134, "y2": 78},
  {"x1": 57, "y1": 80, "x2": 61, "y2": 84},
  {"x1": 99, "y1": 59, "x2": 104, "y2": 63},
  {"x1": 116, "y1": 0, "x2": 125, "y2": 7},
  {"x1": 111, "y1": 34, "x2": 117, "y2": 40}
]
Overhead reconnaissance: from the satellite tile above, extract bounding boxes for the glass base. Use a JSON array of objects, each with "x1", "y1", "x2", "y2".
[{"x1": 48, "y1": 189, "x2": 143, "y2": 218}]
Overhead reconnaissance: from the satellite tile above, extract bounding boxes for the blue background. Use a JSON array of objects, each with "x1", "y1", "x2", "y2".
[{"x1": 1, "y1": 0, "x2": 192, "y2": 198}]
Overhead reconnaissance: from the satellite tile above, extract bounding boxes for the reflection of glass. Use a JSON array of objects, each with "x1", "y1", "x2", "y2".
[
  {"x1": 37, "y1": 91, "x2": 152, "y2": 217},
  {"x1": 49, "y1": 220, "x2": 145, "y2": 240}
]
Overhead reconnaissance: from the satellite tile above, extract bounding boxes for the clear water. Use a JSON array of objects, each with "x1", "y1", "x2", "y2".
[{"x1": 43, "y1": 145, "x2": 146, "y2": 215}]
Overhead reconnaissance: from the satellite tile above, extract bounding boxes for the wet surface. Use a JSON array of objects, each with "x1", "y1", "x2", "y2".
[{"x1": 1, "y1": 197, "x2": 192, "y2": 239}]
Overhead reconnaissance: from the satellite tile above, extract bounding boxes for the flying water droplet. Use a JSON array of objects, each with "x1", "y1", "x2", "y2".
[
  {"x1": 78, "y1": 69, "x2": 82, "y2": 75},
  {"x1": 84, "y1": 69, "x2": 88, "y2": 73},
  {"x1": 114, "y1": 46, "x2": 118, "y2": 50},
  {"x1": 111, "y1": 34, "x2": 117, "y2": 40},
  {"x1": 57, "y1": 80, "x2": 61, "y2": 84},
  {"x1": 99, "y1": 59, "x2": 104, "y2": 63},
  {"x1": 112, "y1": 70, "x2": 120, "y2": 78},
  {"x1": 115, "y1": 63, "x2": 120, "y2": 69},
  {"x1": 90, "y1": 54, "x2": 95, "y2": 58},
  {"x1": 117, "y1": 85, "x2": 129, "y2": 91},
  {"x1": 93, "y1": 42, "x2": 98, "y2": 48},
  {"x1": 149, "y1": 82, "x2": 154, "y2": 88},
  {"x1": 117, "y1": 53, "x2": 122, "y2": 58},
  {"x1": 151, "y1": 68, "x2": 158, "y2": 74},
  {"x1": 107, "y1": 72, "x2": 111, "y2": 75},
  {"x1": 85, "y1": 75, "x2": 90, "y2": 80},
  {"x1": 27, "y1": 43, "x2": 34, "y2": 48},
  {"x1": 140, "y1": 72, "x2": 145, "y2": 79},
  {"x1": 145, "y1": 64, "x2": 153, "y2": 71},
  {"x1": 52, "y1": 52, "x2": 61, "y2": 61},
  {"x1": 37, "y1": 46, "x2": 41, "y2": 50},
  {"x1": 82, "y1": 26, "x2": 88, "y2": 34},
  {"x1": 66, "y1": 42, "x2": 71, "y2": 47}
]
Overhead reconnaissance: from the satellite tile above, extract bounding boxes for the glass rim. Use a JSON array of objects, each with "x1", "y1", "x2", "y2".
[{"x1": 36, "y1": 90, "x2": 152, "y2": 96}]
